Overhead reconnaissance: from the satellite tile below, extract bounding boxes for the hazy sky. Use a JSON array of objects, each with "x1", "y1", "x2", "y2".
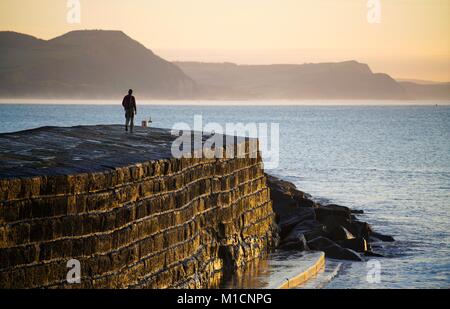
[{"x1": 0, "y1": 0, "x2": 449, "y2": 81}]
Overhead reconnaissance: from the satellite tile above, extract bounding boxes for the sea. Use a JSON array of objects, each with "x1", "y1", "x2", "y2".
[{"x1": 0, "y1": 100, "x2": 449, "y2": 289}]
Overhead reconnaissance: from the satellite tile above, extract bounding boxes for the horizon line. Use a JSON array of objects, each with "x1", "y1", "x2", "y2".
[{"x1": 1, "y1": 99, "x2": 449, "y2": 107}]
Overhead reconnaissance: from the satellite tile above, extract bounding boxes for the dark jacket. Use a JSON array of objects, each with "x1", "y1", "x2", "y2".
[{"x1": 122, "y1": 95, "x2": 137, "y2": 112}]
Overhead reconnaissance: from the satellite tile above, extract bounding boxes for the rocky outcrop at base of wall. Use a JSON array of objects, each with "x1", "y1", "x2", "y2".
[
  {"x1": 267, "y1": 175, "x2": 394, "y2": 261},
  {"x1": 0, "y1": 126, "x2": 277, "y2": 289}
]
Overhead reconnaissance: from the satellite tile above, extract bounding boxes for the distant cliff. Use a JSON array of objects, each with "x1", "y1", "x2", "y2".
[
  {"x1": 175, "y1": 61, "x2": 409, "y2": 99},
  {"x1": 399, "y1": 82, "x2": 450, "y2": 100},
  {"x1": 1, "y1": 30, "x2": 448, "y2": 100},
  {"x1": 0, "y1": 31, "x2": 197, "y2": 99},
  {"x1": 175, "y1": 61, "x2": 448, "y2": 100}
]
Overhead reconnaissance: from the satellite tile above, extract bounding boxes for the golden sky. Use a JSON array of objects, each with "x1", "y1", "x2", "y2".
[{"x1": 0, "y1": 0, "x2": 449, "y2": 81}]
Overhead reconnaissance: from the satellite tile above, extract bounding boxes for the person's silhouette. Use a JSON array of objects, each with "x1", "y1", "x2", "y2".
[{"x1": 122, "y1": 89, "x2": 137, "y2": 133}]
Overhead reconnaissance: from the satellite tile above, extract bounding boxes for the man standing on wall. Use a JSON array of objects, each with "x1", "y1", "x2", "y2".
[{"x1": 122, "y1": 89, "x2": 137, "y2": 133}]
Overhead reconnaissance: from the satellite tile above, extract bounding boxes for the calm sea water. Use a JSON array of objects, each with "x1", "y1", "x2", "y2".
[{"x1": 0, "y1": 102, "x2": 449, "y2": 288}]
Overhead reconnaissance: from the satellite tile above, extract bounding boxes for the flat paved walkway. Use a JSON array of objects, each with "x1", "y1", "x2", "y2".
[{"x1": 0, "y1": 125, "x2": 235, "y2": 179}]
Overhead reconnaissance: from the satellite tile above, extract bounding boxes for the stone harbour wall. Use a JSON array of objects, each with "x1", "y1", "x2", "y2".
[{"x1": 0, "y1": 141, "x2": 276, "y2": 288}]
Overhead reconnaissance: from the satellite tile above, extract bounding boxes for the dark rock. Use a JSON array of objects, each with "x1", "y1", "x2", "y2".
[
  {"x1": 283, "y1": 220, "x2": 325, "y2": 243},
  {"x1": 266, "y1": 174, "x2": 393, "y2": 261},
  {"x1": 303, "y1": 229, "x2": 328, "y2": 242},
  {"x1": 336, "y1": 238, "x2": 368, "y2": 252},
  {"x1": 307, "y1": 236, "x2": 336, "y2": 250},
  {"x1": 307, "y1": 236, "x2": 364, "y2": 261},
  {"x1": 320, "y1": 214, "x2": 350, "y2": 230},
  {"x1": 297, "y1": 197, "x2": 316, "y2": 208},
  {"x1": 315, "y1": 204, "x2": 351, "y2": 222},
  {"x1": 371, "y1": 232, "x2": 395, "y2": 242},
  {"x1": 327, "y1": 225, "x2": 355, "y2": 241},
  {"x1": 266, "y1": 175, "x2": 317, "y2": 228},
  {"x1": 345, "y1": 220, "x2": 373, "y2": 239},
  {"x1": 277, "y1": 207, "x2": 316, "y2": 238},
  {"x1": 266, "y1": 174, "x2": 299, "y2": 193},
  {"x1": 351, "y1": 209, "x2": 364, "y2": 214},
  {"x1": 324, "y1": 245, "x2": 364, "y2": 261},
  {"x1": 317, "y1": 209, "x2": 372, "y2": 241},
  {"x1": 278, "y1": 234, "x2": 309, "y2": 251}
]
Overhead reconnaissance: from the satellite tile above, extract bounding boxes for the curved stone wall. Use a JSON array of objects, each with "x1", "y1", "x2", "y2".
[{"x1": 0, "y1": 140, "x2": 276, "y2": 289}]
